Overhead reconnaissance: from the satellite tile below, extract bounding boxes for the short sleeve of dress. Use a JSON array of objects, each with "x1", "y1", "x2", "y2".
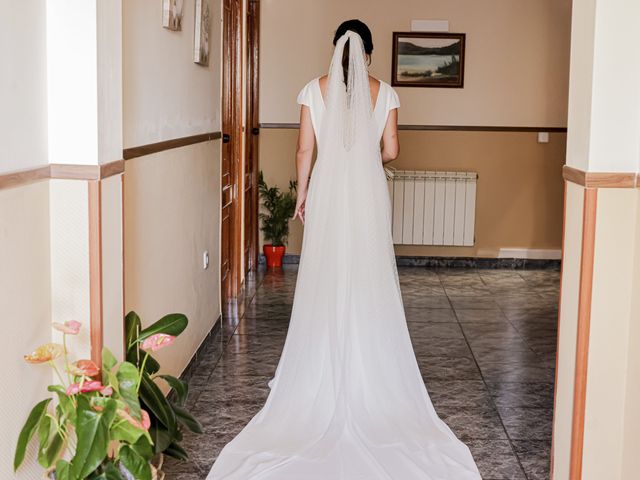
[
  {"x1": 386, "y1": 84, "x2": 400, "y2": 111},
  {"x1": 296, "y1": 80, "x2": 313, "y2": 106}
]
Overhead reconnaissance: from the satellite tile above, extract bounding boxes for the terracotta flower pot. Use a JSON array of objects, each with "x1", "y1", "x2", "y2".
[{"x1": 263, "y1": 245, "x2": 286, "y2": 268}]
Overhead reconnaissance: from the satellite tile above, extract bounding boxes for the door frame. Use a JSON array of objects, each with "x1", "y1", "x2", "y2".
[
  {"x1": 245, "y1": 0, "x2": 260, "y2": 273},
  {"x1": 221, "y1": 0, "x2": 244, "y2": 300}
]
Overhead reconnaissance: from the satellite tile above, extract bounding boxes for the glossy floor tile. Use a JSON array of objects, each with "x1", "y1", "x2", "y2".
[{"x1": 164, "y1": 265, "x2": 559, "y2": 479}]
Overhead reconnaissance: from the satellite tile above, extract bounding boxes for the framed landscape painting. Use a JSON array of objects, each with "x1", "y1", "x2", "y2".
[{"x1": 392, "y1": 32, "x2": 466, "y2": 88}]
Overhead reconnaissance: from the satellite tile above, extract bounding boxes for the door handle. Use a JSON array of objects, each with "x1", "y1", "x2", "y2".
[
  {"x1": 251, "y1": 127, "x2": 260, "y2": 135},
  {"x1": 222, "y1": 133, "x2": 231, "y2": 143}
]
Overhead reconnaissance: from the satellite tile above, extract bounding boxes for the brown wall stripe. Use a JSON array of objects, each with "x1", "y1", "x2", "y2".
[
  {"x1": 88, "y1": 180, "x2": 104, "y2": 370},
  {"x1": 123, "y1": 131, "x2": 222, "y2": 160},
  {"x1": 259, "y1": 122, "x2": 568, "y2": 132},
  {"x1": 0, "y1": 165, "x2": 50, "y2": 190},
  {"x1": 569, "y1": 187, "x2": 598, "y2": 480},
  {"x1": 0, "y1": 160, "x2": 124, "y2": 190},
  {"x1": 563, "y1": 165, "x2": 639, "y2": 188}
]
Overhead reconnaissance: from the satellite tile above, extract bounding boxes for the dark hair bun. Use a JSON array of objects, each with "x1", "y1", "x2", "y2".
[{"x1": 333, "y1": 19, "x2": 373, "y2": 54}]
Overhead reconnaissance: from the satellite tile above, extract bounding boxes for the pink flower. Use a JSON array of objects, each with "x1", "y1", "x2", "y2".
[
  {"x1": 141, "y1": 333, "x2": 175, "y2": 352},
  {"x1": 100, "y1": 386, "x2": 113, "y2": 396},
  {"x1": 66, "y1": 380, "x2": 104, "y2": 395},
  {"x1": 69, "y1": 359, "x2": 100, "y2": 377},
  {"x1": 117, "y1": 408, "x2": 151, "y2": 431},
  {"x1": 24, "y1": 343, "x2": 63, "y2": 364},
  {"x1": 53, "y1": 320, "x2": 81, "y2": 335}
]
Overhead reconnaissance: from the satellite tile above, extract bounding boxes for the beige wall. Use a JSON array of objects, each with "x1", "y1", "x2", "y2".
[
  {"x1": 552, "y1": 181, "x2": 583, "y2": 480},
  {"x1": 124, "y1": 142, "x2": 221, "y2": 380},
  {"x1": 0, "y1": 0, "x2": 48, "y2": 173},
  {"x1": 259, "y1": 0, "x2": 570, "y2": 257},
  {"x1": 260, "y1": 0, "x2": 571, "y2": 127},
  {"x1": 0, "y1": 182, "x2": 52, "y2": 480},
  {"x1": 581, "y1": 188, "x2": 640, "y2": 479},
  {"x1": 260, "y1": 129, "x2": 565, "y2": 256},
  {"x1": 123, "y1": 0, "x2": 222, "y2": 147},
  {"x1": 123, "y1": 0, "x2": 223, "y2": 378},
  {"x1": 622, "y1": 193, "x2": 640, "y2": 477}
]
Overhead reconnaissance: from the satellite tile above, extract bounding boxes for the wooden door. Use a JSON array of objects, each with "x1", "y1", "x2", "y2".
[
  {"x1": 244, "y1": 0, "x2": 260, "y2": 273},
  {"x1": 221, "y1": 0, "x2": 243, "y2": 300}
]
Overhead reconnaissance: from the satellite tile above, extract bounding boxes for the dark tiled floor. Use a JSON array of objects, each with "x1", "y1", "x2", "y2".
[{"x1": 164, "y1": 266, "x2": 559, "y2": 480}]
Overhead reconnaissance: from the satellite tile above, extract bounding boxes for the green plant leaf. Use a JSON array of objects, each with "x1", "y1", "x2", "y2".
[
  {"x1": 119, "y1": 445, "x2": 152, "y2": 480},
  {"x1": 88, "y1": 462, "x2": 124, "y2": 480},
  {"x1": 138, "y1": 313, "x2": 188, "y2": 342},
  {"x1": 102, "y1": 347, "x2": 118, "y2": 373},
  {"x1": 148, "y1": 425, "x2": 172, "y2": 454},
  {"x1": 14, "y1": 398, "x2": 51, "y2": 471},
  {"x1": 125, "y1": 311, "x2": 142, "y2": 350},
  {"x1": 116, "y1": 361, "x2": 142, "y2": 419},
  {"x1": 131, "y1": 435, "x2": 154, "y2": 460},
  {"x1": 172, "y1": 404, "x2": 203, "y2": 434},
  {"x1": 48, "y1": 385, "x2": 76, "y2": 424},
  {"x1": 127, "y1": 346, "x2": 160, "y2": 374},
  {"x1": 37, "y1": 415, "x2": 65, "y2": 468},
  {"x1": 164, "y1": 441, "x2": 189, "y2": 460},
  {"x1": 110, "y1": 417, "x2": 146, "y2": 444},
  {"x1": 139, "y1": 374, "x2": 177, "y2": 434},
  {"x1": 71, "y1": 396, "x2": 116, "y2": 479},
  {"x1": 159, "y1": 374, "x2": 188, "y2": 406},
  {"x1": 55, "y1": 459, "x2": 71, "y2": 480},
  {"x1": 104, "y1": 462, "x2": 126, "y2": 480}
]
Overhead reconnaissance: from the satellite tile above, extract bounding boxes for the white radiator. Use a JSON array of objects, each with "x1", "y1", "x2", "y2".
[{"x1": 386, "y1": 169, "x2": 478, "y2": 246}]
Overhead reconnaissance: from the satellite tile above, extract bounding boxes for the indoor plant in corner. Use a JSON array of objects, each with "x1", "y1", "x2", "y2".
[
  {"x1": 258, "y1": 171, "x2": 297, "y2": 267},
  {"x1": 124, "y1": 311, "x2": 203, "y2": 462},
  {"x1": 14, "y1": 313, "x2": 202, "y2": 480}
]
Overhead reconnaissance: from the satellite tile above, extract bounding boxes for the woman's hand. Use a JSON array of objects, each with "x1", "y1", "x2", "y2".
[{"x1": 292, "y1": 192, "x2": 307, "y2": 224}]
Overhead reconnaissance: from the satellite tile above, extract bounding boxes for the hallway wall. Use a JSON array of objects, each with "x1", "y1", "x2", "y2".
[
  {"x1": 0, "y1": 182, "x2": 52, "y2": 480},
  {"x1": 261, "y1": 129, "x2": 566, "y2": 257},
  {"x1": 259, "y1": 0, "x2": 570, "y2": 258},
  {"x1": 124, "y1": 141, "x2": 222, "y2": 381},
  {"x1": 123, "y1": 0, "x2": 223, "y2": 380}
]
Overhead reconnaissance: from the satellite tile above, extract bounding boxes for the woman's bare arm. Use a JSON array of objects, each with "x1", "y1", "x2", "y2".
[
  {"x1": 381, "y1": 108, "x2": 399, "y2": 163},
  {"x1": 292, "y1": 105, "x2": 315, "y2": 223}
]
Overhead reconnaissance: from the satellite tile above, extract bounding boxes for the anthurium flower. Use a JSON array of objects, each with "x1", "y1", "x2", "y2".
[
  {"x1": 52, "y1": 320, "x2": 81, "y2": 335},
  {"x1": 66, "y1": 380, "x2": 104, "y2": 395},
  {"x1": 100, "y1": 386, "x2": 113, "y2": 396},
  {"x1": 141, "y1": 333, "x2": 175, "y2": 352},
  {"x1": 24, "y1": 343, "x2": 64, "y2": 364},
  {"x1": 69, "y1": 359, "x2": 100, "y2": 377},
  {"x1": 117, "y1": 408, "x2": 151, "y2": 431}
]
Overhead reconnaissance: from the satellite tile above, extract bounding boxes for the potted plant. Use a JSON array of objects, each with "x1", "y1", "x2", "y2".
[
  {"x1": 14, "y1": 313, "x2": 202, "y2": 480},
  {"x1": 258, "y1": 171, "x2": 297, "y2": 268},
  {"x1": 124, "y1": 312, "x2": 202, "y2": 461}
]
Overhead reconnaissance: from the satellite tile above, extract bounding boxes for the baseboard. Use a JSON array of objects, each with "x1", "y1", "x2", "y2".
[
  {"x1": 259, "y1": 254, "x2": 560, "y2": 270},
  {"x1": 177, "y1": 315, "x2": 222, "y2": 385},
  {"x1": 496, "y1": 248, "x2": 562, "y2": 260}
]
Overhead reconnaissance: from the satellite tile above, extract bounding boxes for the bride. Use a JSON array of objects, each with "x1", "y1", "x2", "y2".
[{"x1": 208, "y1": 19, "x2": 481, "y2": 479}]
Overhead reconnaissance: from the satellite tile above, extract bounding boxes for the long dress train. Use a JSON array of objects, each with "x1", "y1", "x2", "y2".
[{"x1": 208, "y1": 30, "x2": 481, "y2": 480}]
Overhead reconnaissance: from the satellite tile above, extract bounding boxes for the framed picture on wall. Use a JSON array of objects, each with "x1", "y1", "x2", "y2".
[
  {"x1": 391, "y1": 32, "x2": 466, "y2": 88},
  {"x1": 194, "y1": 0, "x2": 211, "y2": 66},
  {"x1": 162, "y1": 0, "x2": 184, "y2": 31}
]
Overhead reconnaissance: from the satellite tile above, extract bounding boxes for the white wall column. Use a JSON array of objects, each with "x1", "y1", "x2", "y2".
[
  {"x1": 554, "y1": 1, "x2": 640, "y2": 479},
  {"x1": 46, "y1": 0, "x2": 125, "y2": 362}
]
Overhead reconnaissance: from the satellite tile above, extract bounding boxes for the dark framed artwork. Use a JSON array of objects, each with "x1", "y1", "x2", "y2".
[{"x1": 391, "y1": 32, "x2": 466, "y2": 88}]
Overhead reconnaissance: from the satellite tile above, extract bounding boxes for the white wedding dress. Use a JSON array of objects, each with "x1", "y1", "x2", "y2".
[{"x1": 208, "y1": 31, "x2": 481, "y2": 480}]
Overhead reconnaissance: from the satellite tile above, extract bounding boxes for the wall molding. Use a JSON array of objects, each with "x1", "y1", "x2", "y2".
[
  {"x1": 259, "y1": 122, "x2": 568, "y2": 133},
  {"x1": 0, "y1": 165, "x2": 50, "y2": 190},
  {"x1": 0, "y1": 160, "x2": 125, "y2": 190},
  {"x1": 569, "y1": 187, "x2": 598, "y2": 480},
  {"x1": 88, "y1": 180, "x2": 104, "y2": 369},
  {"x1": 563, "y1": 165, "x2": 639, "y2": 188},
  {"x1": 123, "y1": 131, "x2": 222, "y2": 160}
]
